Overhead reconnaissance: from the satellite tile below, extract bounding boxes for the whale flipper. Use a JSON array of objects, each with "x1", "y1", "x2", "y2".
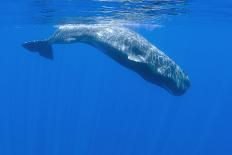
[{"x1": 22, "y1": 40, "x2": 53, "y2": 59}]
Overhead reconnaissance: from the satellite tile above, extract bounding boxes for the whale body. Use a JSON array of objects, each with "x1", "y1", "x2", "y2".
[{"x1": 22, "y1": 24, "x2": 190, "y2": 95}]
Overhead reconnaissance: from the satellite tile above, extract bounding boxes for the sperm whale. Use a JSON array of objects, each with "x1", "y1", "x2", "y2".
[{"x1": 22, "y1": 24, "x2": 190, "y2": 95}]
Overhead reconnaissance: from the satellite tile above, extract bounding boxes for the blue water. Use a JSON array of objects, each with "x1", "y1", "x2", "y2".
[{"x1": 0, "y1": 0, "x2": 232, "y2": 155}]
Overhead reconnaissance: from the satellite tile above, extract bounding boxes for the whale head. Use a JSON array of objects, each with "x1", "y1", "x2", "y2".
[
  {"x1": 155, "y1": 65, "x2": 191, "y2": 96},
  {"x1": 164, "y1": 70, "x2": 190, "y2": 96},
  {"x1": 134, "y1": 60, "x2": 190, "y2": 96}
]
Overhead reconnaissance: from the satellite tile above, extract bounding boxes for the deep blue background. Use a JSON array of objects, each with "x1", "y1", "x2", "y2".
[{"x1": 0, "y1": 0, "x2": 232, "y2": 155}]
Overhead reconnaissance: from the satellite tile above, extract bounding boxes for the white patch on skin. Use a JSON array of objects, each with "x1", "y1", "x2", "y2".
[
  {"x1": 96, "y1": 32, "x2": 103, "y2": 37},
  {"x1": 106, "y1": 28, "x2": 113, "y2": 33},
  {"x1": 121, "y1": 45, "x2": 126, "y2": 51},
  {"x1": 157, "y1": 67, "x2": 165, "y2": 74},
  {"x1": 59, "y1": 24, "x2": 77, "y2": 30},
  {"x1": 65, "y1": 38, "x2": 76, "y2": 42}
]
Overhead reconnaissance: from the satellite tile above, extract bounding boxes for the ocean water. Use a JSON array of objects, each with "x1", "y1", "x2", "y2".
[{"x1": 0, "y1": 0, "x2": 232, "y2": 155}]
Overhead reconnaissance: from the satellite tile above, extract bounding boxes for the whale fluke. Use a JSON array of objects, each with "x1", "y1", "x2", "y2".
[{"x1": 22, "y1": 40, "x2": 53, "y2": 59}]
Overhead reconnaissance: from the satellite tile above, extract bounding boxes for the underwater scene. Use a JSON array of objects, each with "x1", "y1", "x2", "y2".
[{"x1": 0, "y1": 0, "x2": 232, "y2": 155}]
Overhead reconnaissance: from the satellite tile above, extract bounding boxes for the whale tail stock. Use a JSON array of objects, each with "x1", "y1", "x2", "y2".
[{"x1": 22, "y1": 40, "x2": 53, "y2": 59}]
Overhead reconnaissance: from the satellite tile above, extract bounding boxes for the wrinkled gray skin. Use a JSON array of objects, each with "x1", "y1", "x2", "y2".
[{"x1": 33, "y1": 24, "x2": 191, "y2": 95}]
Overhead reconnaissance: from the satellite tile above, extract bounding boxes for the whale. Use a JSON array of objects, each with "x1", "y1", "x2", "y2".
[{"x1": 22, "y1": 24, "x2": 190, "y2": 95}]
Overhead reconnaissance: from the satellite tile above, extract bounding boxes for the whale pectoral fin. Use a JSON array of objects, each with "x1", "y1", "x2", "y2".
[
  {"x1": 64, "y1": 37, "x2": 76, "y2": 42},
  {"x1": 22, "y1": 40, "x2": 53, "y2": 59},
  {"x1": 128, "y1": 55, "x2": 144, "y2": 62}
]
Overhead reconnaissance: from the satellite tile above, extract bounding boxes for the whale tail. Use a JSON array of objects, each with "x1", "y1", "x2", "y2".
[{"x1": 22, "y1": 40, "x2": 53, "y2": 59}]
